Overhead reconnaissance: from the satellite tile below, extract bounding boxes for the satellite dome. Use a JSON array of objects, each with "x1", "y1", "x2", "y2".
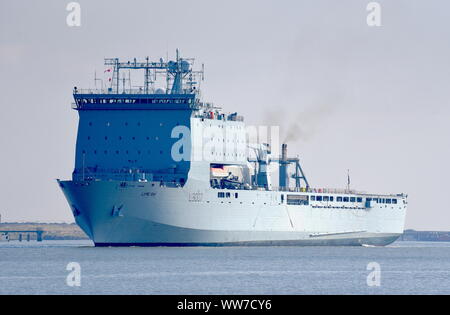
[{"x1": 168, "y1": 60, "x2": 190, "y2": 73}]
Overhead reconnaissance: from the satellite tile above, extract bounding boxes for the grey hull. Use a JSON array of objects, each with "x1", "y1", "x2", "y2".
[
  {"x1": 92, "y1": 220, "x2": 401, "y2": 247},
  {"x1": 59, "y1": 180, "x2": 405, "y2": 247}
]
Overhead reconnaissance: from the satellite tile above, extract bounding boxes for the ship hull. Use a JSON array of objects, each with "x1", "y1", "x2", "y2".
[{"x1": 58, "y1": 179, "x2": 406, "y2": 247}]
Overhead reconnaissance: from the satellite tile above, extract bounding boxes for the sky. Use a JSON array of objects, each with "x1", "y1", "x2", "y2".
[{"x1": 0, "y1": 0, "x2": 449, "y2": 230}]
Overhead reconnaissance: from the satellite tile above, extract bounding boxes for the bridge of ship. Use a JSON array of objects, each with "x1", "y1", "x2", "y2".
[{"x1": 72, "y1": 92, "x2": 197, "y2": 111}]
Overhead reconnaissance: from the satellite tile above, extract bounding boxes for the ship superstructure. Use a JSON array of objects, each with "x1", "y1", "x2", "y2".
[{"x1": 58, "y1": 51, "x2": 407, "y2": 246}]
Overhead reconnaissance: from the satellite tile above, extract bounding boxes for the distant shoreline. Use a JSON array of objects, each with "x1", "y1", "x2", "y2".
[
  {"x1": 0, "y1": 223, "x2": 88, "y2": 241},
  {"x1": 1, "y1": 223, "x2": 449, "y2": 242}
]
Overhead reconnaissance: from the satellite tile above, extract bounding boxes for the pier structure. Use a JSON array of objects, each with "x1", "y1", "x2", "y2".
[{"x1": 0, "y1": 230, "x2": 43, "y2": 242}]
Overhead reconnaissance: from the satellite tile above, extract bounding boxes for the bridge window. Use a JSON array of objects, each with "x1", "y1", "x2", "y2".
[
  {"x1": 392, "y1": 199, "x2": 397, "y2": 204},
  {"x1": 323, "y1": 196, "x2": 329, "y2": 202},
  {"x1": 337, "y1": 196, "x2": 342, "y2": 202},
  {"x1": 235, "y1": 193, "x2": 238, "y2": 198},
  {"x1": 330, "y1": 196, "x2": 334, "y2": 201},
  {"x1": 311, "y1": 196, "x2": 316, "y2": 201},
  {"x1": 357, "y1": 197, "x2": 362, "y2": 202},
  {"x1": 350, "y1": 197, "x2": 356, "y2": 202},
  {"x1": 386, "y1": 199, "x2": 392, "y2": 204},
  {"x1": 316, "y1": 196, "x2": 323, "y2": 201},
  {"x1": 343, "y1": 197, "x2": 349, "y2": 202}
]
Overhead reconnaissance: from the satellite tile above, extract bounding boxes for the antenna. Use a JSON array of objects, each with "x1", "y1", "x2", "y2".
[
  {"x1": 144, "y1": 56, "x2": 150, "y2": 93},
  {"x1": 94, "y1": 71, "x2": 104, "y2": 89},
  {"x1": 202, "y1": 63, "x2": 205, "y2": 81},
  {"x1": 128, "y1": 70, "x2": 131, "y2": 90},
  {"x1": 347, "y1": 169, "x2": 351, "y2": 191}
]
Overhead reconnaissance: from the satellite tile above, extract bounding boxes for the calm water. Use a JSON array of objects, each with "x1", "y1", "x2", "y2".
[{"x1": 0, "y1": 240, "x2": 449, "y2": 295}]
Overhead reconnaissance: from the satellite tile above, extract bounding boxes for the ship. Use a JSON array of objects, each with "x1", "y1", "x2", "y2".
[{"x1": 58, "y1": 50, "x2": 407, "y2": 246}]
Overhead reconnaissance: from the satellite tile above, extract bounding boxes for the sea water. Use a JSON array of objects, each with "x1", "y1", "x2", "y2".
[{"x1": 0, "y1": 240, "x2": 449, "y2": 294}]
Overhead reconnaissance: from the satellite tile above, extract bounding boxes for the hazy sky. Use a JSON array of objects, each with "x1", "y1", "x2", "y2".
[{"x1": 1, "y1": 0, "x2": 449, "y2": 230}]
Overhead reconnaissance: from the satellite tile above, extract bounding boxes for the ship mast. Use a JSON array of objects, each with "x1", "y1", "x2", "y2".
[{"x1": 103, "y1": 49, "x2": 204, "y2": 94}]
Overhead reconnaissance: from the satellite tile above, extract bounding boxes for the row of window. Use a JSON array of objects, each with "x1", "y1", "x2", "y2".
[
  {"x1": 310, "y1": 195, "x2": 398, "y2": 204},
  {"x1": 87, "y1": 136, "x2": 160, "y2": 141},
  {"x1": 88, "y1": 122, "x2": 176, "y2": 127},
  {"x1": 367, "y1": 198, "x2": 398, "y2": 204},
  {"x1": 218, "y1": 192, "x2": 239, "y2": 198},
  {"x1": 311, "y1": 195, "x2": 363, "y2": 202},
  {"x1": 77, "y1": 98, "x2": 192, "y2": 104},
  {"x1": 81, "y1": 150, "x2": 164, "y2": 155}
]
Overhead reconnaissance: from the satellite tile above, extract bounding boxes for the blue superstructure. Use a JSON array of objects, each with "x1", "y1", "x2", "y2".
[{"x1": 71, "y1": 50, "x2": 201, "y2": 184}]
